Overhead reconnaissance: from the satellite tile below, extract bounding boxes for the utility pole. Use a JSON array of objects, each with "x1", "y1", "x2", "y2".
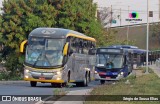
[
  {"x1": 127, "y1": 6, "x2": 130, "y2": 45},
  {"x1": 110, "y1": 5, "x2": 112, "y2": 27},
  {"x1": 159, "y1": 0, "x2": 160, "y2": 20},
  {"x1": 146, "y1": 0, "x2": 149, "y2": 74},
  {"x1": 120, "y1": 8, "x2": 122, "y2": 26}
]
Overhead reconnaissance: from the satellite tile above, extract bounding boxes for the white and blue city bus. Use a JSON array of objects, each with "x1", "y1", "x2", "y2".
[
  {"x1": 95, "y1": 47, "x2": 133, "y2": 84},
  {"x1": 108, "y1": 45, "x2": 146, "y2": 68},
  {"x1": 20, "y1": 28, "x2": 96, "y2": 87}
]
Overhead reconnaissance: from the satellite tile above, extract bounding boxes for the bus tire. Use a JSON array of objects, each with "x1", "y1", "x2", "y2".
[
  {"x1": 100, "y1": 80, "x2": 105, "y2": 84},
  {"x1": 82, "y1": 73, "x2": 88, "y2": 87},
  {"x1": 30, "y1": 81, "x2": 37, "y2": 87},
  {"x1": 76, "y1": 82, "x2": 81, "y2": 87},
  {"x1": 66, "y1": 71, "x2": 70, "y2": 87},
  {"x1": 51, "y1": 83, "x2": 63, "y2": 88},
  {"x1": 88, "y1": 71, "x2": 91, "y2": 82},
  {"x1": 51, "y1": 83, "x2": 57, "y2": 87}
]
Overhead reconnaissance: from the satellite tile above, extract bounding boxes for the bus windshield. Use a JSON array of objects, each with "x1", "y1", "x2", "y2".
[
  {"x1": 25, "y1": 37, "x2": 65, "y2": 68},
  {"x1": 97, "y1": 54, "x2": 124, "y2": 69}
]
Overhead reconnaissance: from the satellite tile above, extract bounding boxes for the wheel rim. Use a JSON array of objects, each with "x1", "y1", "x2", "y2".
[{"x1": 84, "y1": 74, "x2": 88, "y2": 86}]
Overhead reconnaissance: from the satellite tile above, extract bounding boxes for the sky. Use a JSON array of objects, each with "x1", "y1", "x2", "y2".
[
  {"x1": 0, "y1": 0, "x2": 159, "y2": 27},
  {"x1": 93, "y1": 0, "x2": 160, "y2": 27}
]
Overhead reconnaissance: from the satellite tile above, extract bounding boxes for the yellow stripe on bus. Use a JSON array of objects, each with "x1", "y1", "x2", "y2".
[
  {"x1": 66, "y1": 33, "x2": 96, "y2": 42},
  {"x1": 24, "y1": 78, "x2": 64, "y2": 83}
]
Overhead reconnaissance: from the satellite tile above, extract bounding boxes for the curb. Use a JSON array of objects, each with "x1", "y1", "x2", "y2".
[
  {"x1": 35, "y1": 95, "x2": 54, "y2": 104},
  {"x1": 36, "y1": 89, "x2": 92, "y2": 104},
  {"x1": 0, "y1": 81, "x2": 28, "y2": 84},
  {"x1": 149, "y1": 65, "x2": 160, "y2": 78}
]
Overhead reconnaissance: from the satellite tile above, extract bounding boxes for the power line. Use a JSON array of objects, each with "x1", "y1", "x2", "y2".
[
  {"x1": 98, "y1": 7, "x2": 160, "y2": 13},
  {"x1": 98, "y1": 7, "x2": 160, "y2": 14}
]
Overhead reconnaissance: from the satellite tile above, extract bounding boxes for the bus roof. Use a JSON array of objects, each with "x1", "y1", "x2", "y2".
[
  {"x1": 96, "y1": 47, "x2": 123, "y2": 54},
  {"x1": 29, "y1": 28, "x2": 96, "y2": 42},
  {"x1": 108, "y1": 45, "x2": 138, "y2": 49}
]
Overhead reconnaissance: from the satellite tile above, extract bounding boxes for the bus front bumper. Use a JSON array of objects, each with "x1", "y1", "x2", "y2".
[
  {"x1": 24, "y1": 67, "x2": 65, "y2": 83},
  {"x1": 24, "y1": 78, "x2": 64, "y2": 83},
  {"x1": 95, "y1": 74, "x2": 124, "y2": 81}
]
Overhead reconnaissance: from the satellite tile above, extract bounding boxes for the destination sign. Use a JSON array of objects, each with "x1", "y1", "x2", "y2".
[{"x1": 98, "y1": 48, "x2": 122, "y2": 53}]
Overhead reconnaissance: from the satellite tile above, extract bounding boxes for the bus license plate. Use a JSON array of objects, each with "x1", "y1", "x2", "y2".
[
  {"x1": 106, "y1": 77, "x2": 110, "y2": 79},
  {"x1": 39, "y1": 77, "x2": 45, "y2": 80}
]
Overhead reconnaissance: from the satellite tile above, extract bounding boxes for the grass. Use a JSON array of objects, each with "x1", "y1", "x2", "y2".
[
  {"x1": 0, "y1": 72, "x2": 23, "y2": 81},
  {"x1": 85, "y1": 70, "x2": 160, "y2": 104},
  {"x1": 134, "y1": 66, "x2": 154, "y2": 73}
]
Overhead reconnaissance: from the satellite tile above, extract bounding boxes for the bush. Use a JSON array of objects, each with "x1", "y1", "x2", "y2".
[
  {"x1": 0, "y1": 72, "x2": 10, "y2": 80},
  {"x1": 4, "y1": 52, "x2": 24, "y2": 78}
]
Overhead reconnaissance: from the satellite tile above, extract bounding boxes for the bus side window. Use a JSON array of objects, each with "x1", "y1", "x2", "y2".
[
  {"x1": 79, "y1": 39, "x2": 83, "y2": 54},
  {"x1": 87, "y1": 41, "x2": 91, "y2": 49},
  {"x1": 75, "y1": 38, "x2": 79, "y2": 53},
  {"x1": 83, "y1": 40, "x2": 88, "y2": 54},
  {"x1": 88, "y1": 48, "x2": 96, "y2": 55},
  {"x1": 70, "y1": 37, "x2": 76, "y2": 54},
  {"x1": 92, "y1": 42, "x2": 96, "y2": 48}
]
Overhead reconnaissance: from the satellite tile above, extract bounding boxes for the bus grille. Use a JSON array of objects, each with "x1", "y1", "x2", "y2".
[
  {"x1": 32, "y1": 76, "x2": 52, "y2": 80},
  {"x1": 100, "y1": 75, "x2": 117, "y2": 79},
  {"x1": 31, "y1": 72, "x2": 54, "y2": 80}
]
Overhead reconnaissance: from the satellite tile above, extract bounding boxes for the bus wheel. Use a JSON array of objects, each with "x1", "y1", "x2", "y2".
[
  {"x1": 30, "y1": 81, "x2": 37, "y2": 87},
  {"x1": 51, "y1": 83, "x2": 56, "y2": 87},
  {"x1": 88, "y1": 72, "x2": 91, "y2": 82},
  {"x1": 76, "y1": 82, "x2": 81, "y2": 87},
  {"x1": 67, "y1": 72, "x2": 70, "y2": 83},
  {"x1": 51, "y1": 83, "x2": 62, "y2": 88},
  {"x1": 100, "y1": 80, "x2": 105, "y2": 84},
  {"x1": 57, "y1": 83, "x2": 63, "y2": 88},
  {"x1": 82, "y1": 73, "x2": 88, "y2": 87}
]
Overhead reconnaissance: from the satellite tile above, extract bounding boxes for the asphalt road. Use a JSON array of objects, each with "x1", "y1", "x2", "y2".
[{"x1": 0, "y1": 80, "x2": 104, "y2": 104}]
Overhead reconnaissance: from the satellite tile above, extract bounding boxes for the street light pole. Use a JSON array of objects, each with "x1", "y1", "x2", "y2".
[
  {"x1": 127, "y1": 6, "x2": 130, "y2": 45},
  {"x1": 146, "y1": 0, "x2": 149, "y2": 74}
]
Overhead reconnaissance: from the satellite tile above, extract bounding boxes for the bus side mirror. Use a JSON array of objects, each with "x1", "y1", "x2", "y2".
[
  {"x1": 20, "y1": 40, "x2": 27, "y2": 53},
  {"x1": 63, "y1": 42, "x2": 69, "y2": 56}
]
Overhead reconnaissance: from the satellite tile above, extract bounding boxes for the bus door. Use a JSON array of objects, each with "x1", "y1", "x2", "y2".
[{"x1": 127, "y1": 52, "x2": 134, "y2": 73}]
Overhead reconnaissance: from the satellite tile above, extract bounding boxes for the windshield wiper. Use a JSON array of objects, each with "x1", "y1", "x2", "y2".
[
  {"x1": 33, "y1": 52, "x2": 43, "y2": 67},
  {"x1": 44, "y1": 54, "x2": 52, "y2": 66}
]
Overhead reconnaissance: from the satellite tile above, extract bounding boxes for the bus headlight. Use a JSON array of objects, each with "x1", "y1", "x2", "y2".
[
  {"x1": 120, "y1": 72, "x2": 124, "y2": 75},
  {"x1": 25, "y1": 75, "x2": 29, "y2": 79},
  {"x1": 94, "y1": 71, "x2": 98, "y2": 74},
  {"x1": 56, "y1": 71, "x2": 61, "y2": 75},
  {"x1": 25, "y1": 69, "x2": 30, "y2": 73}
]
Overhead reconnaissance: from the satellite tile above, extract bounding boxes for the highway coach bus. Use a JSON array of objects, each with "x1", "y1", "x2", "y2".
[
  {"x1": 20, "y1": 28, "x2": 96, "y2": 87},
  {"x1": 95, "y1": 47, "x2": 133, "y2": 84}
]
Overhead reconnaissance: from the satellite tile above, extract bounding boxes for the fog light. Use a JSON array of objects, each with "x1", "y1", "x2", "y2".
[
  {"x1": 56, "y1": 77, "x2": 60, "y2": 80},
  {"x1": 56, "y1": 71, "x2": 61, "y2": 75},
  {"x1": 25, "y1": 75, "x2": 29, "y2": 79}
]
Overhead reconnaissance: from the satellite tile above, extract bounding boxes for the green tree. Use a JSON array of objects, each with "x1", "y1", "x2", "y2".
[{"x1": 0, "y1": 0, "x2": 111, "y2": 77}]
